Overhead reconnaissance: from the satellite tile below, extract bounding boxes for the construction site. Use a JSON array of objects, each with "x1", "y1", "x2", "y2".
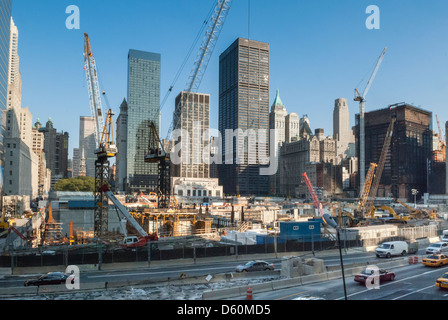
[{"x1": 1, "y1": 0, "x2": 448, "y2": 269}]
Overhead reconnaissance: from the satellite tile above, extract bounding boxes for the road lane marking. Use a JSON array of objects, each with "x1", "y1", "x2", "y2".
[
  {"x1": 275, "y1": 290, "x2": 311, "y2": 300},
  {"x1": 336, "y1": 265, "x2": 448, "y2": 300},
  {"x1": 87, "y1": 266, "x2": 236, "y2": 278},
  {"x1": 392, "y1": 285, "x2": 434, "y2": 300}
]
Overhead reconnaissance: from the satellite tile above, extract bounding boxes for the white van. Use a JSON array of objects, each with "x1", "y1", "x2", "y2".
[
  {"x1": 375, "y1": 241, "x2": 409, "y2": 258},
  {"x1": 440, "y1": 230, "x2": 448, "y2": 242}
]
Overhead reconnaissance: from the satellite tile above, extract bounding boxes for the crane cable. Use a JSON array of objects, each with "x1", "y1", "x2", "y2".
[{"x1": 159, "y1": 0, "x2": 217, "y2": 112}]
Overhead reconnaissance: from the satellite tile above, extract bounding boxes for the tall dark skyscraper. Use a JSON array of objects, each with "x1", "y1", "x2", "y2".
[
  {"x1": 354, "y1": 103, "x2": 433, "y2": 202},
  {"x1": 218, "y1": 38, "x2": 270, "y2": 196},
  {"x1": 125, "y1": 49, "x2": 161, "y2": 193},
  {"x1": 0, "y1": 0, "x2": 12, "y2": 196}
]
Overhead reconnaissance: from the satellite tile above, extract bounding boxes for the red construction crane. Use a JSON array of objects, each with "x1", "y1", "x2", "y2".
[
  {"x1": 302, "y1": 172, "x2": 338, "y2": 229},
  {"x1": 302, "y1": 172, "x2": 324, "y2": 216}
]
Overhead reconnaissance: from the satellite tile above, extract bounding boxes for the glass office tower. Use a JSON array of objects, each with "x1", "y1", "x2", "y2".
[
  {"x1": 0, "y1": 0, "x2": 13, "y2": 196},
  {"x1": 126, "y1": 49, "x2": 161, "y2": 193}
]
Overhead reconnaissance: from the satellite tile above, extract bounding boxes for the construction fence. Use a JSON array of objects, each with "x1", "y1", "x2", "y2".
[
  {"x1": 0, "y1": 224, "x2": 440, "y2": 268},
  {"x1": 0, "y1": 236, "x2": 362, "y2": 268}
]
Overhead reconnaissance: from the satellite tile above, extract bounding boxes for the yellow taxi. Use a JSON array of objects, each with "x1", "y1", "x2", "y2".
[
  {"x1": 422, "y1": 254, "x2": 448, "y2": 267},
  {"x1": 436, "y1": 272, "x2": 448, "y2": 289}
]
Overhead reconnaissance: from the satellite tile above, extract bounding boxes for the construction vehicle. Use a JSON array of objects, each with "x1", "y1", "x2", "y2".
[
  {"x1": 355, "y1": 163, "x2": 377, "y2": 217},
  {"x1": 0, "y1": 210, "x2": 9, "y2": 231},
  {"x1": 395, "y1": 199, "x2": 437, "y2": 220},
  {"x1": 355, "y1": 47, "x2": 387, "y2": 192},
  {"x1": 369, "y1": 205, "x2": 410, "y2": 222},
  {"x1": 104, "y1": 189, "x2": 158, "y2": 248},
  {"x1": 83, "y1": 33, "x2": 117, "y2": 239}
]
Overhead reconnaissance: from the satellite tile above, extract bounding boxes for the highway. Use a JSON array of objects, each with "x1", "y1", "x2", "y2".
[
  {"x1": 0, "y1": 249, "x2": 384, "y2": 288},
  {"x1": 2, "y1": 248, "x2": 448, "y2": 301}
]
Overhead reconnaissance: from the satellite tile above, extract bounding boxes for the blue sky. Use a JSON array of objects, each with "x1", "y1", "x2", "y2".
[{"x1": 11, "y1": 0, "x2": 448, "y2": 157}]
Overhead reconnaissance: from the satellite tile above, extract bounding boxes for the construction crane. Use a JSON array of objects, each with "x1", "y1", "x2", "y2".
[
  {"x1": 435, "y1": 114, "x2": 446, "y2": 162},
  {"x1": 302, "y1": 172, "x2": 337, "y2": 229},
  {"x1": 355, "y1": 162, "x2": 377, "y2": 217},
  {"x1": 164, "y1": 0, "x2": 233, "y2": 141},
  {"x1": 83, "y1": 33, "x2": 117, "y2": 239},
  {"x1": 145, "y1": 122, "x2": 171, "y2": 209},
  {"x1": 364, "y1": 116, "x2": 396, "y2": 214},
  {"x1": 355, "y1": 47, "x2": 387, "y2": 193},
  {"x1": 144, "y1": 0, "x2": 232, "y2": 209}
]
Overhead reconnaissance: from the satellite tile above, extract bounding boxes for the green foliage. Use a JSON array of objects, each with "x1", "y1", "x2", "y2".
[{"x1": 53, "y1": 176, "x2": 95, "y2": 192}]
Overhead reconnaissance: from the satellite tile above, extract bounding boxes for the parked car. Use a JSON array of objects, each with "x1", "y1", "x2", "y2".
[
  {"x1": 354, "y1": 268, "x2": 396, "y2": 284},
  {"x1": 436, "y1": 272, "x2": 448, "y2": 289},
  {"x1": 235, "y1": 260, "x2": 274, "y2": 273},
  {"x1": 422, "y1": 254, "x2": 448, "y2": 267},
  {"x1": 375, "y1": 241, "x2": 408, "y2": 258},
  {"x1": 24, "y1": 272, "x2": 73, "y2": 287},
  {"x1": 425, "y1": 242, "x2": 448, "y2": 255}
]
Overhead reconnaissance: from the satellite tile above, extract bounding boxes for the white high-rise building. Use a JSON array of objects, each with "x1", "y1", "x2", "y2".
[
  {"x1": 285, "y1": 113, "x2": 300, "y2": 143},
  {"x1": 333, "y1": 98, "x2": 355, "y2": 164},
  {"x1": 3, "y1": 18, "x2": 39, "y2": 199},
  {"x1": 79, "y1": 116, "x2": 96, "y2": 177},
  {"x1": 269, "y1": 89, "x2": 288, "y2": 195}
]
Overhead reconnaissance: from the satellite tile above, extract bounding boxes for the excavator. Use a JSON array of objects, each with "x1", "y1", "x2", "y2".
[
  {"x1": 395, "y1": 199, "x2": 437, "y2": 220},
  {"x1": 369, "y1": 205, "x2": 410, "y2": 223}
]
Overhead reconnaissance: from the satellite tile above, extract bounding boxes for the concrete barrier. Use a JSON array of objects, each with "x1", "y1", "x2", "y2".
[
  {"x1": 301, "y1": 273, "x2": 328, "y2": 285},
  {"x1": 0, "y1": 286, "x2": 37, "y2": 297},
  {"x1": 0, "y1": 268, "x2": 12, "y2": 275},
  {"x1": 327, "y1": 270, "x2": 342, "y2": 280}
]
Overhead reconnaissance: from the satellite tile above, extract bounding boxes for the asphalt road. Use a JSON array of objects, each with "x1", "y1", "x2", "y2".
[
  {"x1": 0, "y1": 249, "x2": 414, "y2": 289},
  {"x1": 242, "y1": 263, "x2": 448, "y2": 300}
]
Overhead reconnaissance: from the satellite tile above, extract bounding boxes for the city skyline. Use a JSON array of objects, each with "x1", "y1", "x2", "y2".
[{"x1": 9, "y1": 0, "x2": 448, "y2": 159}]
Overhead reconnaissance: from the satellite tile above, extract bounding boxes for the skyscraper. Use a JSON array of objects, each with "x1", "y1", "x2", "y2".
[
  {"x1": 115, "y1": 98, "x2": 128, "y2": 192},
  {"x1": 39, "y1": 119, "x2": 69, "y2": 186},
  {"x1": 125, "y1": 49, "x2": 161, "y2": 193},
  {"x1": 219, "y1": 38, "x2": 270, "y2": 196},
  {"x1": 269, "y1": 89, "x2": 287, "y2": 195},
  {"x1": 79, "y1": 116, "x2": 96, "y2": 177},
  {"x1": 354, "y1": 103, "x2": 433, "y2": 201},
  {"x1": 0, "y1": 0, "x2": 13, "y2": 196},
  {"x1": 333, "y1": 98, "x2": 355, "y2": 164},
  {"x1": 173, "y1": 91, "x2": 210, "y2": 179}
]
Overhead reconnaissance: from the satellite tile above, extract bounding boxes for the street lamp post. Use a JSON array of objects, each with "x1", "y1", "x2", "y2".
[{"x1": 412, "y1": 189, "x2": 419, "y2": 209}]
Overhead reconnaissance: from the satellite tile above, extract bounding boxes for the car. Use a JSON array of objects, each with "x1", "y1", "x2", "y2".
[
  {"x1": 422, "y1": 254, "x2": 448, "y2": 267},
  {"x1": 24, "y1": 272, "x2": 73, "y2": 287},
  {"x1": 354, "y1": 268, "x2": 396, "y2": 284},
  {"x1": 235, "y1": 260, "x2": 274, "y2": 273},
  {"x1": 436, "y1": 272, "x2": 448, "y2": 289},
  {"x1": 375, "y1": 241, "x2": 408, "y2": 258},
  {"x1": 425, "y1": 242, "x2": 448, "y2": 255}
]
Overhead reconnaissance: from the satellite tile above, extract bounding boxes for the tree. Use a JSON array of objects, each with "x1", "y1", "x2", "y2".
[{"x1": 54, "y1": 176, "x2": 95, "y2": 192}]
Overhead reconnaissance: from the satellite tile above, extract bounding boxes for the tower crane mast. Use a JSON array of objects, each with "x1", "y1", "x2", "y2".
[
  {"x1": 147, "y1": 0, "x2": 233, "y2": 209},
  {"x1": 355, "y1": 47, "x2": 387, "y2": 194},
  {"x1": 84, "y1": 33, "x2": 105, "y2": 150},
  {"x1": 84, "y1": 33, "x2": 117, "y2": 239}
]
